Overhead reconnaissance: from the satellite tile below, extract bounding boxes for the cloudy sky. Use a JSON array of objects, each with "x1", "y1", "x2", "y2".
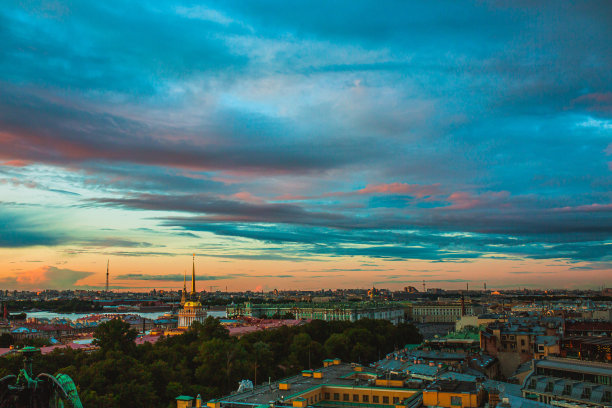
[{"x1": 1, "y1": 1, "x2": 611, "y2": 291}]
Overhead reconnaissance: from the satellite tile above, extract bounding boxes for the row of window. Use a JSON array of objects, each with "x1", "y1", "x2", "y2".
[
  {"x1": 531, "y1": 381, "x2": 612, "y2": 401},
  {"x1": 323, "y1": 392, "x2": 401, "y2": 404},
  {"x1": 414, "y1": 309, "x2": 462, "y2": 314}
]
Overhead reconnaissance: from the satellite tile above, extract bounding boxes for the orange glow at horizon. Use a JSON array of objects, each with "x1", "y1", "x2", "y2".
[{"x1": 1, "y1": 247, "x2": 609, "y2": 292}]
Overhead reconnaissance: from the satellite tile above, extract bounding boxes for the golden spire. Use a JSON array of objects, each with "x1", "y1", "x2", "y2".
[{"x1": 191, "y1": 253, "x2": 196, "y2": 298}]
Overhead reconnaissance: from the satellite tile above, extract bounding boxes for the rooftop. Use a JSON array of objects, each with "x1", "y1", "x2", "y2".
[
  {"x1": 535, "y1": 357, "x2": 612, "y2": 377},
  {"x1": 210, "y1": 364, "x2": 418, "y2": 407},
  {"x1": 425, "y1": 379, "x2": 479, "y2": 394}
]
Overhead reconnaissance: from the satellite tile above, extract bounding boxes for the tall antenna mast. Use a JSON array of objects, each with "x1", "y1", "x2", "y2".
[
  {"x1": 106, "y1": 260, "x2": 109, "y2": 293},
  {"x1": 181, "y1": 270, "x2": 187, "y2": 304},
  {"x1": 191, "y1": 253, "x2": 196, "y2": 297}
]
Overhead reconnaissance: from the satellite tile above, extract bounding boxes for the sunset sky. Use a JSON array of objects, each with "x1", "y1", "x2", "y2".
[{"x1": 1, "y1": 1, "x2": 611, "y2": 292}]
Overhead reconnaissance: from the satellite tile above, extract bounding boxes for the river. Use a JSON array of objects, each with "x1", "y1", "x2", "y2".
[{"x1": 24, "y1": 310, "x2": 226, "y2": 321}]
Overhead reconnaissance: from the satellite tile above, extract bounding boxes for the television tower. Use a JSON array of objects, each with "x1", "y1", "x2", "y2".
[
  {"x1": 181, "y1": 270, "x2": 187, "y2": 304},
  {"x1": 191, "y1": 253, "x2": 196, "y2": 298},
  {"x1": 105, "y1": 260, "x2": 109, "y2": 293}
]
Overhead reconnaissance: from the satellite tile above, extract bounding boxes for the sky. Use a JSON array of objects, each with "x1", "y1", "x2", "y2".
[{"x1": 0, "y1": 1, "x2": 611, "y2": 292}]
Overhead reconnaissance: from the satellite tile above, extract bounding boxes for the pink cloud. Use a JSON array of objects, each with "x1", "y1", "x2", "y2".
[
  {"x1": 446, "y1": 192, "x2": 482, "y2": 209},
  {"x1": 229, "y1": 191, "x2": 265, "y2": 204},
  {"x1": 276, "y1": 182, "x2": 441, "y2": 201},
  {"x1": 356, "y1": 182, "x2": 440, "y2": 198},
  {"x1": 0, "y1": 266, "x2": 95, "y2": 290},
  {"x1": 445, "y1": 191, "x2": 510, "y2": 210},
  {"x1": 1, "y1": 160, "x2": 31, "y2": 167},
  {"x1": 554, "y1": 203, "x2": 612, "y2": 212},
  {"x1": 0, "y1": 177, "x2": 39, "y2": 189},
  {"x1": 570, "y1": 92, "x2": 612, "y2": 113}
]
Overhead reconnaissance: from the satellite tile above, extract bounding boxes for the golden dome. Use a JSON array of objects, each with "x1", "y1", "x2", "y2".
[{"x1": 183, "y1": 301, "x2": 202, "y2": 308}]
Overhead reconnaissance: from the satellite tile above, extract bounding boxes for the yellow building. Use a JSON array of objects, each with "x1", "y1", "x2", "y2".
[
  {"x1": 194, "y1": 363, "x2": 423, "y2": 408},
  {"x1": 178, "y1": 255, "x2": 206, "y2": 329},
  {"x1": 422, "y1": 379, "x2": 484, "y2": 408}
]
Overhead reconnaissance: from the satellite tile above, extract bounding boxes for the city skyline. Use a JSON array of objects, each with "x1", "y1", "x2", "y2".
[{"x1": 1, "y1": 1, "x2": 611, "y2": 291}]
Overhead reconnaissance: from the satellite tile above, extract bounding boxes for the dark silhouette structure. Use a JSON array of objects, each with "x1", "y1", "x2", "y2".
[{"x1": 0, "y1": 347, "x2": 83, "y2": 408}]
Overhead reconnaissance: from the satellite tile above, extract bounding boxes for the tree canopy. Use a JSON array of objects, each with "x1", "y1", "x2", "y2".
[{"x1": 0, "y1": 317, "x2": 422, "y2": 408}]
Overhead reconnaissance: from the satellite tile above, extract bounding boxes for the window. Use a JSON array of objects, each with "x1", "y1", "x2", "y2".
[
  {"x1": 382, "y1": 396, "x2": 389, "y2": 404},
  {"x1": 393, "y1": 397, "x2": 399, "y2": 404},
  {"x1": 333, "y1": 393, "x2": 339, "y2": 401},
  {"x1": 582, "y1": 388, "x2": 591, "y2": 399},
  {"x1": 564, "y1": 384, "x2": 571, "y2": 395},
  {"x1": 353, "y1": 395, "x2": 359, "y2": 402},
  {"x1": 343, "y1": 394, "x2": 349, "y2": 401},
  {"x1": 362, "y1": 395, "x2": 369, "y2": 403},
  {"x1": 521, "y1": 339, "x2": 525, "y2": 346},
  {"x1": 373, "y1": 395, "x2": 379, "y2": 403},
  {"x1": 324, "y1": 393, "x2": 330, "y2": 400},
  {"x1": 451, "y1": 396, "x2": 462, "y2": 406}
]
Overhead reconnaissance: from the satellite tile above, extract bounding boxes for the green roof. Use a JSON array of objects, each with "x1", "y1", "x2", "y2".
[
  {"x1": 443, "y1": 327, "x2": 480, "y2": 340},
  {"x1": 176, "y1": 395, "x2": 194, "y2": 401}
]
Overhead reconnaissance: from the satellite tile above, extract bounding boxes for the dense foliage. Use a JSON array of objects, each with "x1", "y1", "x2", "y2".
[
  {"x1": 0, "y1": 318, "x2": 421, "y2": 408},
  {"x1": 0, "y1": 334, "x2": 51, "y2": 348}
]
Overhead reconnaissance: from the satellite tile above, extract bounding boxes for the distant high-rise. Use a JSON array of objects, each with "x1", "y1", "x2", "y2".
[
  {"x1": 180, "y1": 270, "x2": 187, "y2": 305},
  {"x1": 105, "y1": 260, "x2": 109, "y2": 293},
  {"x1": 191, "y1": 253, "x2": 196, "y2": 298}
]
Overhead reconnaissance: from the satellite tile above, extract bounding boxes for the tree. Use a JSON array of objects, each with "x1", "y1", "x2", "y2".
[
  {"x1": 0, "y1": 333, "x2": 13, "y2": 347},
  {"x1": 323, "y1": 333, "x2": 350, "y2": 360},
  {"x1": 350, "y1": 342, "x2": 376, "y2": 363},
  {"x1": 93, "y1": 318, "x2": 138, "y2": 355},
  {"x1": 196, "y1": 338, "x2": 248, "y2": 394},
  {"x1": 191, "y1": 317, "x2": 230, "y2": 341},
  {"x1": 250, "y1": 341, "x2": 273, "y2": 385}
]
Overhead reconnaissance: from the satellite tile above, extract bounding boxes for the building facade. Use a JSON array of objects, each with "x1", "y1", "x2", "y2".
[
  {"x1": 410, "y1": 301, "x2": 484, "y2": 323},
  {"x1": 178, "y1": 301, "x2": 206, "y2": 329},
  {"x1": 521, "y1": 357, "x2": 612, "y2": 406},
  {"x1": 226, "y1": 302, "x2": 404, "y2": 324}
]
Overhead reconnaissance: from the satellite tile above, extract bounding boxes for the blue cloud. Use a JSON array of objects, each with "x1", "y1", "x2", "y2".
[{"x1": 0, "y1": 1, "x2": 610, "y2": 281}]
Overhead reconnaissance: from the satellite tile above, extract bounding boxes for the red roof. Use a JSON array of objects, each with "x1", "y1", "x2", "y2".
[{"x1": 566, "y1": 321, "x2": 612, "y2": 331}]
